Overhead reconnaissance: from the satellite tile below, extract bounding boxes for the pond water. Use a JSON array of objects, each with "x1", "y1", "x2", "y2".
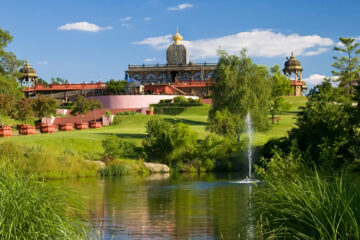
[{"x1": 63, "y1": 173, "x2": 255, "y2": 240}]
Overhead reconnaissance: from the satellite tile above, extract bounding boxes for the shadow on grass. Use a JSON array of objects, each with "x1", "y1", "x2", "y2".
[
  {"x1": 163, "y1": 118, "x2": 207, "y2": 126},
  {"x1": 93, "y1": 133, "x2": 147, "y2": 139}
]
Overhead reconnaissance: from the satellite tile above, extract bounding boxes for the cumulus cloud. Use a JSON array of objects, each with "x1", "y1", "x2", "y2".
[
  {"x1": 167, "y1": 3, "x2": 193, "y2": 11},
  {"x1": 58, "y1": 22, "x2": 112, "y2": 32},
  {"x1": 133, "y1": 29, "x2": 334, "y2": 59},
  {"x1": 303, "y1": 74, "x2": 339, "y2": 86},
  {"x1": 37, "y1": 61, "x2": 48, "y2": 65},
  {"x1": 144, "y1": 57, "x2": 157, "y2": 62},
  {"x1": 121, "y1": 17, "x2": 132, "y2": 21},
  {"x1": 144, "y1": 17, "x2": 151, "y2": 21}
]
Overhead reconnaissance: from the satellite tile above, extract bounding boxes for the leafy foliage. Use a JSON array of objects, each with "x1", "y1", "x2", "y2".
[
  {"x1": 142, "y1": 119, "x2": 174, "y2": 164},
  {"x1": 0, "y1": 94, "x2": 14, "y2": 127},
  {"x1": 33, "y1": 95, "x2": 58, "y2": 124},
  {"x1": 88, "y1": 98, "x2": 103, "y2": 121},
  {"x1": 102, "y1": 134, "x2": 137, "y2": 159},
  {"x1": 209, "y1": 50, "x2": 271, "y2": 137},
  {"x1": 51, "y1": 77, "x2": 69, "y2": 84},
  {"x1": 269, "y1": 65, "x2": 292, "y2": 123},
  {"x1": 105, "y1": 79, "x2": 128, "y2": 95},
  {"x1": 71, "y1": 96, "x2": 91, "y2": 123},
  {"x1": 14, "y1": 98, "x2": 34, "y2": 124},
  {"x1": 262, "y1": 80, "x2": 360, "y2": 170},
  {"x1": 0, "y1": 27, "x2": 23, "y2": 99},
  {"x1": 142, "y1": 119, "x2": 242, "y2": 171}
]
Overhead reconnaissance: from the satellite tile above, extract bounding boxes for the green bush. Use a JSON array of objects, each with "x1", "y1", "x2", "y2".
[
  {"x1": 143, "y1": 119, "x2": 174, "y2": 164},
  {"x1": 102, "y1": 134, "x2": 137, "y2": 159},
  {"x1": 173, "y1": 95, "x2": 188, "y2": 104},
  {"x1": 159, "y1": 99, "x2": 172, "y2": 104}
]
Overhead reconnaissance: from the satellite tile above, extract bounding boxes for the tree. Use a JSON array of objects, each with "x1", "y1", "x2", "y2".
[
  {"x1": 37, "y1": 78, "x2": 49, "y2": 87},
  {"x1": 51, "y1": 77, "x2": 69, "y2": 84},
  {"x1": 0, "y1": 27, "x2": 23, "y2": 99},
  {"x1": 209, "y1": 49, "x2": 271, "y2": 138},
  {"x1": 332, "y1": 37, "x2": 360, "y2": 95},
  {"x1": 88, "y1": 98, "x2": 103, "y2": 122},
  {"x1": 269, "y1": 65, "x2": 292, "y2": 124},
  {"x1": 33, "y1": 95, "x2": 58, "y2": 125},
  {"x1": 272, "y1": 80, "x2": 360, "y2": 170},
  {"x1": 70, "y1": 96, "x2": 91, "y2": 123},
  {"x1": 0, "y1": 94, "x2": 14, "y2": 127},
  {"x1": 15, "y1": 98, "x2": 34, "y2": 124},
  {"x1": 105, "y1": 79, "x2": 128, "y2": 95}
]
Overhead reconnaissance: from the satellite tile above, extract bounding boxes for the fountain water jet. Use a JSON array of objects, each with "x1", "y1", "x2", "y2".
[{"x1": 232, "y1": 112, "x2": 259, "y2": 184}]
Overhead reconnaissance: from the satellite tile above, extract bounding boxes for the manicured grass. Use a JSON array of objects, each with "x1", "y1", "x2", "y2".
[{"x1": 0, "y1": 97, "x2": 307, "y2": 159}]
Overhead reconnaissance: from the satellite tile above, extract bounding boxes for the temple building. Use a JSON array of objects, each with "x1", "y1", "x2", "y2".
[
  {"x1": 283, "y1": 52, "x2": 307, "y2": 96},
  {"x1": 125, "y1": 30, "x2": 216, "y2": 96}
]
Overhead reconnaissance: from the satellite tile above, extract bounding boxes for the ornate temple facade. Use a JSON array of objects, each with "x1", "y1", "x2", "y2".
[
  {"x1": 283, "y1": 52, "x2": 307, "y2": 96},
  {"x1": 125, "y1": 30, "x2": 216, "y2": 96}
]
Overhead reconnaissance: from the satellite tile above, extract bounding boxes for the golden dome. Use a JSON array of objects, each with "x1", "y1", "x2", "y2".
[
  {"x1": 19, "y1": 60, "x2": 37, "y2": 77},
  {"x1": 172, "y1": 29, "x2": 183, "y2": 45}
]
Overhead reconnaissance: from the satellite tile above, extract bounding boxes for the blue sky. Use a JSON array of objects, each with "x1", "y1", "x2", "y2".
[{"x1": 1, "y1": 0, "x2": 360, "y2": 88}]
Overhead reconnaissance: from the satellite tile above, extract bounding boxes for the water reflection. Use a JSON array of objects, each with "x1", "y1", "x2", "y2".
[{"x1": 62, "y1": 173, "x2": 253, "y2": 239}]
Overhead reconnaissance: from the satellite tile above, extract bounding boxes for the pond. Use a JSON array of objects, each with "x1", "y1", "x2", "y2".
[{"x1": 63, "y1": 173, "x2": 255, "y2": 239}]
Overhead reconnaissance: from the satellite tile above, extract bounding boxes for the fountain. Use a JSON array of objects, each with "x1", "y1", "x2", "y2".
[{"x1": 233, "y1": 112, "x2": 259, "y2": 184}]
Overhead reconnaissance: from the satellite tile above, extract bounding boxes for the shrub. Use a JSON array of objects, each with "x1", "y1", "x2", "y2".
[
  {"x1": 102, "y1": 134, "x2": 137, "y2": 159},
  {"x1": 159, "y1": 99, "x2": 172, "y2": 104},
  {"x1": 173, "y1": 95, "x2": 188, "y2": 104},
  {"x1": 116, "y1": 110, "x2": 139, "y2": 116},
  {"x1": 143, "y1": 119, "x2": 174, "y2": 164}
]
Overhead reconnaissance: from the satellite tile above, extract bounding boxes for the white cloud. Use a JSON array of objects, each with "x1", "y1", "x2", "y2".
[
  {"x1": 303, "y1": 74, "x2": 339, "y2": 85},
  {"x1": 134, "y1": 29, "x2": 334, "y2": 59},
  {"x1": 167, "y1": 3, "x2": 193, "y2": 11},
  {"x1": 121, "y1": 17, "x2": 132, "y2": 21},
  {"x1": 144, "y1": 17, "x2": 151, "y2": 21},
  {"x1": 144, "y1": 57, "x2": 157, "y2": 62},
  {"x1": 37, "y1": 61, "x2": 48, "y2": 65},
  {"x1": 134, "y1": 34, "x2": 172, "y2": 49},
  {"x1": 58, "y1": 22, "x2": 112, "y2": 32}
]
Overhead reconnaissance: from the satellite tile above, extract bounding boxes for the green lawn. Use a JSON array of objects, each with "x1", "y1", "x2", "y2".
[{"x1": 0, "y1": 96, "x2": 306, "y2": 159}]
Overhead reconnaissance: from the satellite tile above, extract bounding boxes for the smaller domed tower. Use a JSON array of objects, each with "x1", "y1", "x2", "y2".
[
  {"x1": 19, "y1": 60, "x2": 38, "y2": 87},
  {"x1": 283, "y1": 52, "x2": 307, "y2": 96}
]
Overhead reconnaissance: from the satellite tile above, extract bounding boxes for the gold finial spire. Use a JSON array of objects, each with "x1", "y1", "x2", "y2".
[
  {"x1": 291, "y1": 51, "x2": 295, "y2": 58},
  {"x1": 25, "y1": 60, "x2": 30, "y2": 66},
  {"x1": 173, "y1": 28, "x2": 183, "y2": 45}
]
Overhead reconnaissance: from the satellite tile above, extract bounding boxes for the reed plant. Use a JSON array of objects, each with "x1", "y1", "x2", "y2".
[
  {"x1": 254, "y1": 170, "x2": 360, "y2": 239},
  {"x1": 0, "y1": 171, "x2": 86, "y2": 239},
  {"x1": 98, "y1": 159, "x2": 148, "y2": 176}
]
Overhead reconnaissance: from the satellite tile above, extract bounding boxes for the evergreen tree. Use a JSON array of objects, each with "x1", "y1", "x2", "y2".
[{"x1": 332, "y1": 37, "x2": 360, "y2": 94}]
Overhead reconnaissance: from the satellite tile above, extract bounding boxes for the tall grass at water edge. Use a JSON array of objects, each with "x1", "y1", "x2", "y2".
[
  {"x1": 98, "y1": 159, "x2": 149, "y2": 176},
  {"x1": 254, "y1": 171, "x2": 360, "y2": 239},
  {"x1": 0, "y1": 142, "x2": 99, "y2": 179},
  {"x1": 0, "y1": 171, "x2": 86, "y2": 239}
]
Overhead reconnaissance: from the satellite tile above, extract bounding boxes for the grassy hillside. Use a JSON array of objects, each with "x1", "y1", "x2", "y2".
[{"x1": 0, "y1": 96, "x2": 306, "y2": 159}]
